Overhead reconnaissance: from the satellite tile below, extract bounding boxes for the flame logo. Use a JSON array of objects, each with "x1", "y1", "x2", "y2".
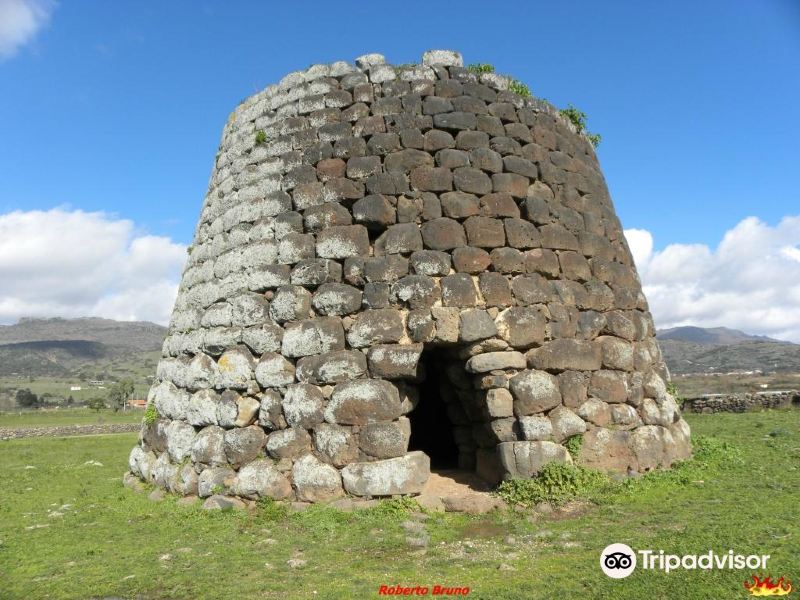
[{"x1": 744, "y1": 575, "x2": 793, "y2": 597}]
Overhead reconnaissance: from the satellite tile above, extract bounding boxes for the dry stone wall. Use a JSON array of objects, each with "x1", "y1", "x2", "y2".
[
  {"x1": 684, "y1": 391, "x2": 799, "y2": 413},
  {"x1": 127, "y1": 50, "x2": 692, "y2": 502}
]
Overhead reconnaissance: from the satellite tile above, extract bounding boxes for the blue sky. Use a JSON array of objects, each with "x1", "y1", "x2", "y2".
[
  {"x1": 2, "y1": 0, "x2": 798, "y2": 245},
  {"x1": 1, "y1": 0, "x2": 799, "y2": 339}
]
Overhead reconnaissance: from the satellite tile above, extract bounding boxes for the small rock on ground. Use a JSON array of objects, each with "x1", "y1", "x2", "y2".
[{"x1": 202, "y1": 495, "x2": 247, "y2": 511}]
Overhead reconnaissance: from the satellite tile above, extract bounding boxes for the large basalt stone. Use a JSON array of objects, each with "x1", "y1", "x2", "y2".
[
  {"x1": 527, "y1": 339, "x2": 602, "y2": 371},
  {"x1": 224, "y1": 425, "x2": 267, "y2": 467},
  {"x1": 266, "y1": 427, "x2": 311, "y2": 459},
  {"x1": 217, "y1": 347, "x2": 256, "y2": 390},
  {"x1": 465, "y1": 351, "x2": 526, "y2": 373},
  {"x1": 166, "y1": 420, "x2": 196, "y2": 462},
  {"x1": 191, "y1": 425, "x2": 227, "y2": 466},
  {"x1": 359, "y1": 420, "x2": 410, "y2": 459},
  {"x1": 293, "y1": 454, "x2": 344, "y2": 502},
  {"x1": 296, "y1": 350, "x2": 368, "y2": 384},
  {"x1": 282, "y1": 318, "x2": 345, "y2": 357},
  {"x1": 198, "y1": 466, "x2": 235, "y2": 498},
  {"x1": 150, "y1": 381, "x2": 189, "y2": 421},
  {"x1": 367, "y1": 344, "x2": 423, "y2": 379},
  {"x1": 341, "y1": 451, "x2": 430, "y2": 496},
  {"x1": 232, "y1": 459, "x2": 292, "y2": 500},
  {"x1": 281, "y1": 383, "x2": 325, "y2": 428},
  {"x1": 186, "y1": 389, "x2": 219, "y2": 427},
  {"x1": 508, "y1": 370, "x2": 562, "y2": 416},
  {"x1": 255, "y1": 353, "x2": 296, "y2": 388},
  {"x1": 577, "y1": 427, "x2": 635, "y2": 471},
  {"x1": 313, "y1": 423, "x2": 359, "y2": 467},
  {"x1": 346, "y1": 309, "x2": 405, "y2": 347},
  {"x1": 497, "y1": 441, "x2": 572, "y2": 478},
  {"x1": 325, "y1": 379, "x2": 401, "y2": 425}
]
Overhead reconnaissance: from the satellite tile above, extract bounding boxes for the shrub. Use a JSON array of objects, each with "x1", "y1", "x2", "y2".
[
  {"x1": 256, "y1": 497, "x2": 289, "y2": 521},
  {"x1": 86, "y1": 397, "x2": 106, "y2": 413},
  {"x1": 496, "y1": 463, "x2": 608, "y2": 507},
  {"x1": 255, "y1": 129, "x2": 267, "y2": 145},
  {"x1": 370, "y1": 496, "x2": 419, "y2": 517},
  {"x1": 508, "y1": 78, "x2": 531, "y2": 97},
  {"x1": 559, "y1": 103, "x2": 601, "y2": 148},
  {"x1": 564, "y1": 434, "x2": 583, "y2": 459},
  {"x1": 466, "y1": 63, "x2": 495, "y2": 74},
  {"x1": 143, "y1": 403, "x2": 159, "y2": 425}
]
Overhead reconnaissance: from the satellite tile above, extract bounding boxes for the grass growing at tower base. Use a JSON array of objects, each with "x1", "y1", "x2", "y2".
[{"x1": 0, "y1": 411, "x2": 798, "y2": 599}]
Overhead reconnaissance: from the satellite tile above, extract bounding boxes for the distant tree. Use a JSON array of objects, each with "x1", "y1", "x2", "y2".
[
  {"x1": 16, "y1": 388, "x2": 39, "y2": 408},
  {"x1": 87, "y1": 397, "x2": 106, "y2": 412},
  {"x1": 66, "y1": 395, "x2": 75, "y2": 405},
  {"x1": 107, "y1": 378, "x2": 135, "y2": 412}
]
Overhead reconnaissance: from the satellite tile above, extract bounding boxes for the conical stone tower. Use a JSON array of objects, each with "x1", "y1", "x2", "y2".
[{"x1": 127, "y1": 50, "x2": 691, "y2": 503}]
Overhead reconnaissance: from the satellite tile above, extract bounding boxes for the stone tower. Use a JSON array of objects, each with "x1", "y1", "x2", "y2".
[{"x1": 127, "y1": 50, "x2": 691, "y2": 503}]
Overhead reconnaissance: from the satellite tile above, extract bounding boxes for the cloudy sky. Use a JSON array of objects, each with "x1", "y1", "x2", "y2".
[{"x1": 0, "y1": 1, "x2": 798, "y2": 340}]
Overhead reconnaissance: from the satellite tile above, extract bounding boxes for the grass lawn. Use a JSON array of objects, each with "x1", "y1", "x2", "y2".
[
  {"x1": 0, "y1": 411, "x2": 798, "y2": 599},
  {"x1": 0, "y1": 408, "x2": 143, "y2": 428}
]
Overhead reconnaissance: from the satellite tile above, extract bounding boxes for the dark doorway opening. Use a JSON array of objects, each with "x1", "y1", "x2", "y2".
[{"x1": 407, "y1": 348, "x2": 460, "y2": 469}]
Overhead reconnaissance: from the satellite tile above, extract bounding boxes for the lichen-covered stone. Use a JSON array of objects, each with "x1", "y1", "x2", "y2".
[
  {"x1": 497, "y1": 441, "x2": 572, "y2": 478},
  {"x1": 255, "y1": 352, "x2": 296, "y2": 388},
  {"x1": 295, "y1": 350, "x2": 368, "y2": 384},
  {"x1": 509, "y1": 370, "x2": 562, "y2": 416},
  {"x1": 282, "y1": 383, "x2": 325, "y2": 428},
  {"x1": 312, "y1": 283, "x2": 362, "y2": 316},
  {"x1": 231, "y1": 459, "x2": 292, "y2": 500},
  {"x1": 527, "y1": 339, "x2": 602, "y2": 371},
  {"x1": 282, "y1": 317, "x2": 345, "y2": 357},
  {"x1": 367, "y1": 344, "x2": 423, "y2": 379},
  {"x1": 313, "y1": 423, "x2": 359, "y2": 467},
  {"x1": 359, "y1": 421, "x2": 410, "y2": 459},
  {"x1": 217, "y1": 347, "x2": 256, "y2": 390},
  {"x1": 341, "y1": 451, "x2": 430, "y2": 496},
  {"x1": 166, "y1": 420, "x2": 196, "y2": 463},
  {"x1": 198, "y1": 466, "x2": 235, "y2": 498},
  {"x1": 325, "y1": 379, "x2": 401, "y2": 425},
  {"x1": 269, "y1": 285, "x2": 311, "y2": 323},
  {"x1": 293, "y1": 454, "x2": 344, "y2": 502},
  {"x1": 265, "y1": 427, "x2": 311, "y2": 459},
  {"x1": 346, "y1": 309, "x2": 405, "y2": 347},
  {"x1": 518, "y1": 416, "x2": 552, "y2": 441},
  {"x1": 224, "y1": 425, "x2": 267, "y2": 467},
  {"x1": 258, "y1": 390, "x2": 286, "y2": 430},
  {"x1": 465, "y1": 351, "x2": 526, "y2": 373},
  {"x1": 191, "y1": 425, "x2": 227, "y2": 465},
  {"x1": 548, "y1": 406, "x2": 587, "y2": 442}
]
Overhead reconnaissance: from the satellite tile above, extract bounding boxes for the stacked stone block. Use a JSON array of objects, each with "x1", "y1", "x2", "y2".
[{"x1": 127, "y1": 49, "x2": 692, "y2": 502}]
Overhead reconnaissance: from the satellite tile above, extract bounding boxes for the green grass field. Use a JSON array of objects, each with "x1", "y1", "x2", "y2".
[
  {"x1": 0, "y1": 411, "x2": 798, "y2": 599},
  {"x1": 0, "y1": 407, "x2": 143, "y2": 428}
]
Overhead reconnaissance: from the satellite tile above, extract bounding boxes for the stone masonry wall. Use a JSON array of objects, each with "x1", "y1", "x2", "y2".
[
  {"x1": 684, "y1": 391, "x2": 799, "y2": 413},
  {"x1": 127, "y1": 50, "x2": 692, "y2": 503}
]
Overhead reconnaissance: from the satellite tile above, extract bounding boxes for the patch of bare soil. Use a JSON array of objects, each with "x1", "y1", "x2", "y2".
[{"x1": 418, "y1": 470, "x2": 506, "y2": 514}]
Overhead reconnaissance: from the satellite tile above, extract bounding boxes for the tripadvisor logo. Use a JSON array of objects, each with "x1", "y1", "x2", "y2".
[{"x1": 600, "y1": 544, "x2": 771, "y2": 579}]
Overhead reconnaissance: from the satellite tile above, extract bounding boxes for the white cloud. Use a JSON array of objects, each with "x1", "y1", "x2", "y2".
[
  {"x1": 625, "y1": 216, "x2": 800, "y2": 342},
  {"x1": 0, "y1": 0, "x2": 55, "y2": 59},
  {"x1": 0, "y1": 208, "x2": 186, "y2": 325}
]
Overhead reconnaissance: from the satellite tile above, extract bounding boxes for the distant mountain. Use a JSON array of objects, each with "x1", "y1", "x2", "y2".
[
  {"x1": 0, "y1": 317, "x2": 166, "y2": 377},
  {"x1": 657, "y1": 326, "x2": 783, "y2": 345},
  {"x1": 656, "y1": 327, "x2": 800, "y2": 375}
]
